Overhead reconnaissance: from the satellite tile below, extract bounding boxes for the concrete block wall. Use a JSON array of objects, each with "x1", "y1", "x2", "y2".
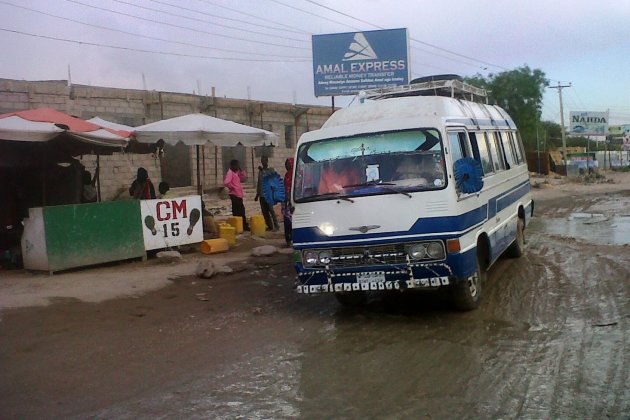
[{"x1": 0, "y1": 78, "x2": 333, "y2": 207}]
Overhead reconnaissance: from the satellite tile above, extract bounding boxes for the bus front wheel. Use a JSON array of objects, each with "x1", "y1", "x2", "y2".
[{"x1": 452, "y1": 252, "x2": 486, "y2": 311}]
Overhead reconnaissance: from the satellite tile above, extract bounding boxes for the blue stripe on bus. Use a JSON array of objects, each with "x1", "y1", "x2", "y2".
[
  {"x1": 293, "y1": 180, "x2": 531, "y2": 248},
  {"x1": 292, "y1": 204, "x2": 487, "y2": 246},
  {"x1": 487, "y1": 180, "x2": 531, "y2": 219}
]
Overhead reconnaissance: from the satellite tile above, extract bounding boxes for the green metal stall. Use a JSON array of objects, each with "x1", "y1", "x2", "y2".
[{"x1": 21, "y1": 200, "x2": 145, "y2": 273}]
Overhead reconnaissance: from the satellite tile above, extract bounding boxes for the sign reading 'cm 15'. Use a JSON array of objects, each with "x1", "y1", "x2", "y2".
[{"x1": 140, "y1": 195, "x2": 203, "y2": 251}]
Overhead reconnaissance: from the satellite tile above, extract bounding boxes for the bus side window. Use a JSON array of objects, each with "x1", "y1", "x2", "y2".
[
  {"x1": 510, "y1": 132, "x2": 525, "y2": 164},
  {"x1": 490, "y1": 132, "x2": 506, "y2": 171},
  {"x1": 468, "y1": 132, "x2": 482, "y2": 164},
  {"x1": 493, "y1": 132, "x2": 510, "y2": 170},
  {"x1": 500, "y1": 132, "x2": 516, "y2": 168},
  {"x1": 447, "y1": 131, "x2": 470, "y2": 163},
  {"x1": 471, "y1": 132, "x2": 494, "y2": 175}
]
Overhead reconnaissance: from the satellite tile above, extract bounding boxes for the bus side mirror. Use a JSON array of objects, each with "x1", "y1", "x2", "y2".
[{"x1": 454, "y1": 157, "x2": 484, "y2": 194}]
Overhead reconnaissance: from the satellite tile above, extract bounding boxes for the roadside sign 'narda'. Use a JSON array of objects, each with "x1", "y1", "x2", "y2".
[{"x1": 569, "y1": 111, "x2": 609, "y2": 136}]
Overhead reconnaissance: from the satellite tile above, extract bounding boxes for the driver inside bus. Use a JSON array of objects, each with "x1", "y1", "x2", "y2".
[
  {"x1": 318, "y1": 160, "x2": 361, "y2": 194},
  {"x1": 394, "y1": 154, "x2": 438, "y2": 186}
]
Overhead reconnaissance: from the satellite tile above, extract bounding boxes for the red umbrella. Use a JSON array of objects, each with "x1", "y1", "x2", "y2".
[
  {"x1": 0, "y1": 108, "x2": 129, "y2": 148},
  {"x1": 0, "y1": 108, "x2": 131, "y2": 204}
]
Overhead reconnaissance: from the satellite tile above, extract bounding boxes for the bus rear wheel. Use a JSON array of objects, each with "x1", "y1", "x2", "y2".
[
  {"x1": 452, "y1": 252, "x2": 486, "y2": 311},
  {"x1": 505, "y1": 217, "x2": 525, "y2": 258}
]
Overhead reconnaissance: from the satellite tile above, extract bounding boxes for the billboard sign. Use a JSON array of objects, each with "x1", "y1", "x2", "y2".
[
  {"x1": 312, "y1": 28, "x2": 409, "y2": 97},
  {"x1": 140, "y1": 195, "x2": 203, "y2": 250},
  {"x1": 569, "y1": 111, "x2": 609, "y2": 136}
]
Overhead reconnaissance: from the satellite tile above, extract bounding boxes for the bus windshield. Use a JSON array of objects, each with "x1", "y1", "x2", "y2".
[{"x1": 294, "y1": 128, "x2": 446, "y2": 202}]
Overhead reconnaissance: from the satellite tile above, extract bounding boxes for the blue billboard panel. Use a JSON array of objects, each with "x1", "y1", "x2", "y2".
[{"x1": 312, "y1": 28, "x2": 409, "y2": 97}]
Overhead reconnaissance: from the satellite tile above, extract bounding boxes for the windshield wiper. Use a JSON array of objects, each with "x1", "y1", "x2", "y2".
[
  {"x1": 315, "y1": 191, "x2": 355, "y2": 203},
  {"x1": 343, "y1": 181, "x2": 412, "y2": 198},
  {"x1": 343, "y1": 180, "x2": 395, "y2": 188},
  {"x1": 381, "y1": 186, "x2": 412, "y2": 198}
]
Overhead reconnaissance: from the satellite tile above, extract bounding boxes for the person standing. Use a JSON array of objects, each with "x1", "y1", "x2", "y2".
[
  {"x1": 129, "y1": 167, "x2": 156, "y2": 199},
  {"x1": 81, "y1": 167, "x2": 99, "y2": 203},
  {"x1": 158, "y1": 181, "x2": 176, "y2": 199},
  {"x1": 254, "y1": 156, "x2": 280, "y2": 232},
  {"x1": 281, "y1": 157, "x2": 294, "y2": 246},
  {"x1": 223, "y1": 159, "x2": 250, "y2": 231}
]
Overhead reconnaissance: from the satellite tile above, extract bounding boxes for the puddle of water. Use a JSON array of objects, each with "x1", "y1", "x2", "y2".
[{"x1": 539, "y1": 213, "x2": 630, "y2": 246}]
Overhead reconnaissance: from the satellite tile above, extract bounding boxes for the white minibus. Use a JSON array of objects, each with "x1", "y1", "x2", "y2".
[{"x1": 292, "y1": 78, "x2": 533, "y2": 310}]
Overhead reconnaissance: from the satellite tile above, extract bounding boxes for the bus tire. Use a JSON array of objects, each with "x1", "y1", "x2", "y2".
[
  {"x1": 452, "y1": 252, "x2": 486, "y2": 311},
  {"x1": 335, "y1": 292, "x2": 367, "y2": 307},
  {"x1": 505, "y1": 217, "x2": 525, "y2": 258}
]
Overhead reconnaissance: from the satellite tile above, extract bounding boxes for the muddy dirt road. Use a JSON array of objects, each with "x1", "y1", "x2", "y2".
[{"x1": 1, "y1": 176, "x2": 629, "y2": 419}]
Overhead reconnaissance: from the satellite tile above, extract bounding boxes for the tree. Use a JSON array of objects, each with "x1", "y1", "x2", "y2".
[
  {"x1": 540, "y1": 120, "x2": 562, "y2": 149},
  {"x1": 466, "y1": 66, "x2": 549, "y2": 151}
]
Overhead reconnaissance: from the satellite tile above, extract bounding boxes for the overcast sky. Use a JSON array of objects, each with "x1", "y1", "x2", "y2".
[{"x1": 1, "y1": 0, "x2": 629, "y2": 125}]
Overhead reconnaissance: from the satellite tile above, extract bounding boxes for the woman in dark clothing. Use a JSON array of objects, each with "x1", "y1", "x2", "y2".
[
  {"x1": 129, "y1": 167, "x2": 156, "y2": 199},
  {"x1": 281, "y1": 157, "x2": 294, "y2": 246}
]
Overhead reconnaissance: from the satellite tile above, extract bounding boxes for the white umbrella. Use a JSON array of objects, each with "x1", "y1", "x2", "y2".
[{"x1": 132, "y1": 113, "x2": 278, "y2": 147}]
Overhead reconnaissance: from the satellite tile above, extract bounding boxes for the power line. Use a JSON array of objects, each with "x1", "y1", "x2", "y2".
[
  {"x1": 110, "y1": 0, "x2": 309, "y2": 44},
  {"x1": 264, "y1": 0, "x2": 364, "y2": 31},
  {"x1": 147, "y1": 0, "x2": 308, "y2": 35},
  {"x1": 192, "y1": 0, "x2": 492, "y2": 70},
  {"x1": 0, "y1": 27, "x2": 311, "y2": 62},
  {"x1": 65, "y1": 0, "x2": 310, "y2": 51},
  {"x1": 296, "y1": 0, "x2": 508, "y2": 71},
  {"x1": 0, "y1": 1, "x2": 309, "y2": 59},
  {"x1": 195, "y1": 0, "x2": 311, "y2": 35}
]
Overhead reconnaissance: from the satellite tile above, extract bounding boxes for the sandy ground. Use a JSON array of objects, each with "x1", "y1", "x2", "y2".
[
  {"x1": 0, "y1": 171, "x2": 628, "y2": 419},
  {"x1": 0, "y1": 233, "x2": 287, "y2": 311}
]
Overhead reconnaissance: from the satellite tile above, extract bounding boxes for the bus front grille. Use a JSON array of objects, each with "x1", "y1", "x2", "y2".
[{"x1": 329, "y1": 244, "x2": 408, "y2": 268}]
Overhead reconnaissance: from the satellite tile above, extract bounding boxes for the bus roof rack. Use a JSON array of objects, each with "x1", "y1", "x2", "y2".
[{"x1": 362, "y1": 78, "x2": 489, "y2": 103}]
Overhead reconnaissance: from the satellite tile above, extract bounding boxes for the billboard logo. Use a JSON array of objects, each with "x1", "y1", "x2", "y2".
[{"x1": 343, "y1": 33, "x2": 377, "y2": 61}]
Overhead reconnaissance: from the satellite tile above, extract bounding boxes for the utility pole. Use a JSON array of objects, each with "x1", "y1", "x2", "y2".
[
  {"x1": 536, "y1": 124, "x2": 540, "y2": 174},
  {"x1": 549, "y1": 82, "x2": 572, "y2": 168}
]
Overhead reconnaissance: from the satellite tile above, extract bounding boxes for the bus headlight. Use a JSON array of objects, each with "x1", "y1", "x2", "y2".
[
  {"x1": 409, "y1": 244, "x2": 427, "y2": 260},
  {"x1": 304, "y1": 250, "x2": 318, "y2": 267},
  {"x1": 318, "y1": 250, "x2": 332, "y2": 265},
  {"x1": 426, "y1": 242, "x2": 445, "y2": 259},
  {"x1": 318, "y1": 223, "x2": 336, "y2": 236}
]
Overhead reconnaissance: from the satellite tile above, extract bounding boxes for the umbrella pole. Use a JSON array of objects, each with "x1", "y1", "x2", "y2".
[
  {"x1": 96, "y1": 154, "x2": 101, "y2": 202},
  {"x1": 41, "y1": 144, "x2": 47, "y2": 206},
  {"x1": 214, "y1": 146, "x2": 218, "y2": 186},
  {"x1": 202, "y1": 145, "x2": 206, "y2": 191},
  {"x1": 196, "y1": 145, "x2": 202, "y2": 196},
  {"x1": 251, "y1": 148, "x2": 255, "y2": 188}
]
